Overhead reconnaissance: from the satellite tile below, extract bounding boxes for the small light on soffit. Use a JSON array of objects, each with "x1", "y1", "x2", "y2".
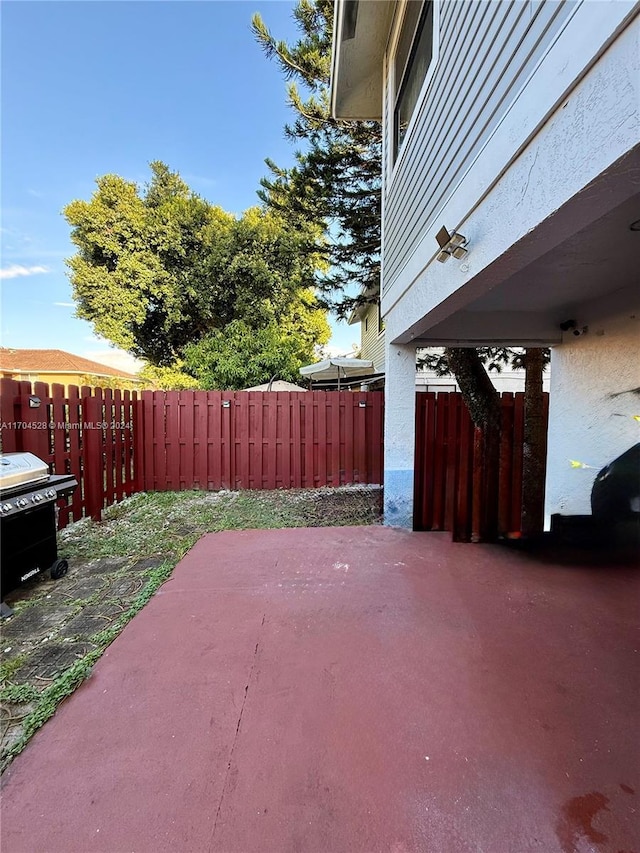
[
  {"x1": 436, "y1": 226, "x2": 469, "y2": 263},
  {"x1": 629, "y1": 218, "x2": 640, "y2": 231}
]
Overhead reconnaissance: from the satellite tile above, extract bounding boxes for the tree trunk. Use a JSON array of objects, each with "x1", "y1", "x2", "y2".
[
  {"x1": 521, "y1": 347, "x2": 546, "y2": 537},
  {"x1": 444, "y1": 348, "x2": 501, "y2": 431},
  {"x1": 445, "y1": 347, "x2": 501, "y2": 541}
]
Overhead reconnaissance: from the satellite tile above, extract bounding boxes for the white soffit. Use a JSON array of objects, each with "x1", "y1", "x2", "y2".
[{"x1": 331, "y1": 0, "x2": 394, "y2": 120}]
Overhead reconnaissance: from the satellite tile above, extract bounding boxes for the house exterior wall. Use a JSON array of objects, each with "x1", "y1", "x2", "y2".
[
  {"x1": 380, "y1": 2, "x2": 638, "y2": 528},
  {"x1": 382, "y1": 0, "x2": 578, "y2": 296},
  {"x1": 545, "y1": 310, "x2": 640, "y2": 519},
  {"x1": 333, "y1": 0, "x2": 639, "y2": 529},
  {"x1": 381, "y1": 1, "x2": 639, "y2": 337},
  {"x1": 358, "y1": 302, "x2": 386, "y2": 372},
  {"x1": 415, "y1": 348, "x2": 551, "y2": 393},
  {"x1": 3, "y1": 371, "x2": 88, "y2": 388},
  {"x1": 415, "y1": 368, "x2": 549, "y2": 394}
]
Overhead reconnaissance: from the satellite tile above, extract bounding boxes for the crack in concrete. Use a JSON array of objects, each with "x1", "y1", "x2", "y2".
[{"x1": 210, "y1": 613, "x2": 265, "y2": 849}]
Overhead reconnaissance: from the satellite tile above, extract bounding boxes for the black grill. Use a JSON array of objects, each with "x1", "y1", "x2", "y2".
[{"x1": 1, "y1": 470, "x2": 78, "y2": 615}]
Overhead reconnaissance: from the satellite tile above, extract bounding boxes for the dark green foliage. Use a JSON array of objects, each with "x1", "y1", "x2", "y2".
[
  {"x1": 65, "y1": 162, "x2": 218, "y2": 365},
  {"x1": 253, "y1": 1, "x2": 381, "y2": 317},
  {"x1": 183, "y1": 313, "x2": 327, "y2": 390}
]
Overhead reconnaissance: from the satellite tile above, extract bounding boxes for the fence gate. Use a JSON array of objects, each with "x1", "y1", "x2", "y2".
[{"x1": 414, "y1": 392, "x2": 549, "y2": 541}]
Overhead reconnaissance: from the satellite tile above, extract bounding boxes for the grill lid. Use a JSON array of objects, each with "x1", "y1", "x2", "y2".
[{"x1": 0, "y1": 452, "x2": 49, "y2": 491}]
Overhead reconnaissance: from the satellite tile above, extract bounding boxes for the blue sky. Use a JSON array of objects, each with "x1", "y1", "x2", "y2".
[{"x1": 1, "y1": 0, "x2": 356, "y2": 373}]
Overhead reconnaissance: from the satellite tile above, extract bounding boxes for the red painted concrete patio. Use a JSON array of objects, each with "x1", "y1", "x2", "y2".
[{"x1": 1, "y1": 526, "x2": 638, "y2": 853}]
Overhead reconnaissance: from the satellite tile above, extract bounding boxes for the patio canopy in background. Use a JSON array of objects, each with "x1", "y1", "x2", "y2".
[
  {"x1": 243, "y1": 380, "x2": 307, "y2": 392},
  {"x1": 299, "y1": 357, "x2": 375, "y2": 389}
]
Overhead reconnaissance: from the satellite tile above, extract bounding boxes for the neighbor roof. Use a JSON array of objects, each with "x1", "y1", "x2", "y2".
[{"x1": 0, "y1": 348, "x2": 138, "y2": 379}]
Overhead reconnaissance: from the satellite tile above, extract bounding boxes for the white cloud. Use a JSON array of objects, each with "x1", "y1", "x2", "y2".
[
  {"x1": 83, "y1": 348, "x2": 144, "y2": 374},
  {"x1": 0, "y1": 264, "x2": 49, "y2": 280},
  {"x1": 53, "y1": 301, "x2": 75, "y2": 308}
]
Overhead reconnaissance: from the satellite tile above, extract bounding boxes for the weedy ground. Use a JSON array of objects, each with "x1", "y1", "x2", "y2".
[{"x1": 0, "y1": 486, "x2": 382, "y2": 772}]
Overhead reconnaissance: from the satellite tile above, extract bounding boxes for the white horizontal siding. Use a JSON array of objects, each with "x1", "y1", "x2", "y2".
[{"x1": 383, "y1": 0, "x2": 578, "y2": 293}]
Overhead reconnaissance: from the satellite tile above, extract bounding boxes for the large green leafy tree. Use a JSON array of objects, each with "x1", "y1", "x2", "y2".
[
  {"x1": 64, "y1": 162, "x2": 329, "y2": 380},
  {"x1": 65, "y1": 162, "x2": 222, "y2": 365}
]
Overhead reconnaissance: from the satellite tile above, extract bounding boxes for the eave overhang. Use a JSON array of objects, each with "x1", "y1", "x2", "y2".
[
  {"x1": 347, "y1": 283, "x2": 380, "y2": 325},
  {"x1": 330, "y1": 0, "x2": 395, "y2": 120}
]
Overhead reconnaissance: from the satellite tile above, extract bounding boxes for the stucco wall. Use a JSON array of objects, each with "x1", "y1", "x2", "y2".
[
  {"x1": 1, "y1": 372, "x2": 139, "y2": 391},
  {"x1": 545, "y1": 312, "x2": 640, "y2": 518}
]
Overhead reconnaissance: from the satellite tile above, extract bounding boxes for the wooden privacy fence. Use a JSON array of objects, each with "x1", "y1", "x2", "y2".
[
  {"x1": 139, "y1": 390, "x2": 384, "y2": 491},
  {"x1": 414, "y1": 392, "x2": 549, "y2": 541},
  {"x1": 0, "y1": 382, "x2": 383, "y2": 526},
  {"x1": 1, "y1": 380, "x2": 547, "y2": 540},
  {"x1": 0, "y1": 378, "x2": 142, "y2": 527}
]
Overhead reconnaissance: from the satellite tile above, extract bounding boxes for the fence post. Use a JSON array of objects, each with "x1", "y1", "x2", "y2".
[
  {"x1": 0, "y1": 378, "x2": 21, "y2": 452},
  {"x1": 498, "y1": 394, "x2": 514, "y2": 536},
  {"x1": 133, "y1": 394, "x2": 145, "y2": 493},
  {"x1": 18, "y1": 381, "x2": 51, "y2": 464},
  {"x1": 83, "y1": 392, "x2": 104, "y2": 520},
  {"x1": 470, "y1": 427, "x2": 485, "y2": 543}
]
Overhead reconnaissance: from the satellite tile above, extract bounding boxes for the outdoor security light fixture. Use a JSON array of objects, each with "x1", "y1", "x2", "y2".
[
  {"x1": 559, "y1": 319, "x2": 588, "y2": 336},
  {"x1": 435, "y1": 226, "x2": 469, "y2": 263}
]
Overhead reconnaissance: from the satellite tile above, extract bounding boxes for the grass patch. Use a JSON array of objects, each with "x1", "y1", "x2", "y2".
[
  {"x1": 0, "y1": 655, "x2": 28, "y2": 684},
  {"x1": 0, "y1": 684, "x2": 40, "y2": 704},
  {"x1": 58, "y1": 488, "x2": 381, "y2": 564}
]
